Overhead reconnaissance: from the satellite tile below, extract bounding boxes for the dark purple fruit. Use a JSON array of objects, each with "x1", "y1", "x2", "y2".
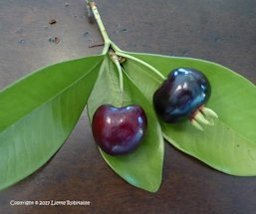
[
  {"x1": 153, "y1": 68, "x2": 211, "y2": 123},
  {"x1": 92, "y1": 104, "x2": 147, "y2": 155}
]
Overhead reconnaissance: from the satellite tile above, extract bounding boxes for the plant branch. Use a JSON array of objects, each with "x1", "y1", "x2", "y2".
[{"x1": 87, "y1": 1, "x2": 111, "y2": 53}]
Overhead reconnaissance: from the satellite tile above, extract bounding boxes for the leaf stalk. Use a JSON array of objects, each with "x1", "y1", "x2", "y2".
[{"x1": 115, "y1": 51, "x2": 166, "y2": 81}]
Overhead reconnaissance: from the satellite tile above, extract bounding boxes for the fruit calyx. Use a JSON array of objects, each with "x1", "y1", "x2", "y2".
[{"x1": 189, "y1": 105, "x2": 218, "y2": 131}]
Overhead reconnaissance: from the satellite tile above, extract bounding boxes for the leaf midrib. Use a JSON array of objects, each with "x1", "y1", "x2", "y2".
[{"x1": 162, "y1": 119, "x2": 256, "y2": 176}]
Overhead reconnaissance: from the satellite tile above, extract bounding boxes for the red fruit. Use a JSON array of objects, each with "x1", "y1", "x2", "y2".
[{"x1": 92, "y1": 104, "x2": 147, "y2": 155}]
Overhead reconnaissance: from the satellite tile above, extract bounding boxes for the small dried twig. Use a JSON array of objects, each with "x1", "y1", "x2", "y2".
[{"x1": 89, "y1": 43, "x2": 104, "y2": 48}]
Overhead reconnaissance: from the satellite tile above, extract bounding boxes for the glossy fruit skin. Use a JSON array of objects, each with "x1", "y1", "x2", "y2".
[
  {"x1": 92, "y1": 104, "x2": 147, "y2": 155},
  {"x1": 153, "y1": 68, "x2": 211, "y2": 123}
]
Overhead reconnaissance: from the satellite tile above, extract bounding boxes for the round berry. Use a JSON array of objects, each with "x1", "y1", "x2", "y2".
[
  {"x1": 92, "y1": 104, "x2": 147, "y2": 155},
  {"x1": 153, "y1": 68, "x2": 211, "y2": 122}
]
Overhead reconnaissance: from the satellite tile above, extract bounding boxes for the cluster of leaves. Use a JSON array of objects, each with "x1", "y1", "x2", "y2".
[{"x1": 0, "y1": 46, "x2": 255, "y2": 192}]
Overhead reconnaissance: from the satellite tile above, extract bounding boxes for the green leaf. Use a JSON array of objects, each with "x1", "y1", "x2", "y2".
[
  {"x1": 0, "y1": 55, "x2": 103, "y2": 190},
  {"x1": 123, "y1": 52, "x2": 256, "y2": 176},
  {"x1": 87, "y1": 56, "x2": 164, "y2": 192}
]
